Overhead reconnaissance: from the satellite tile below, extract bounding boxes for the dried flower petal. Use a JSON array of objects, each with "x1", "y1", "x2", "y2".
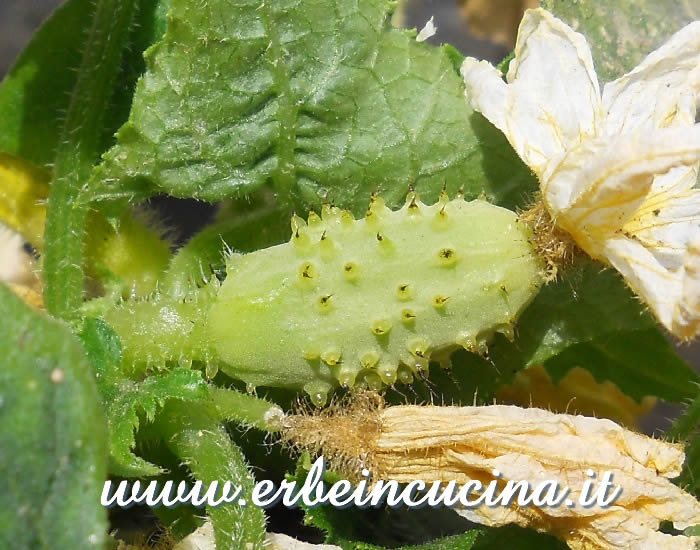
[
  {"x1": 416, "y1": 17, "x2": 437, "y2": 43},
  {"x1": 283, "y1": 393, "x2": 700, "y2": 550}
]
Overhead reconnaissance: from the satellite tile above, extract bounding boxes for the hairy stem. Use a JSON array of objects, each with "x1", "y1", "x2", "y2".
[
  {"x1": 43, "y1": 0, "x2": 136, "y2": 319},
  {"x1": 666, "y1": 392, "x2": 700, "y2": 441},
  {"x1": 157, "y1": 401, "x2": 267, "y2": 550},
  {"x1": 666, "y1": 392, "x2": 700, "y2": 495},
  {"x1": 209, "y1": 386, "x2": 284, "y2": 432}
]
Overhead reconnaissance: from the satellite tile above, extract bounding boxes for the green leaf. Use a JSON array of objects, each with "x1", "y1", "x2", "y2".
[
  {"x1": 290, "y1": 455, "x2": 482, "y2": 550},
  {"x1": 380, "y1": 345, "x2": 513, "y2": 408},
  {"x1": 156, "y1": 400, "x2": 267, "y2": 550},
  {"x1": 0, "y1": 0, "x2": 169, "y2": 166},
  {"x1": 0, "y1": 0, "x2": 90, "y2": 164},
  {"x1": 504, "y1": 259, "x2": 699, "y2": 403},
  {"x1": 80, "y1": 318, "x2": 124, "y2": 381},
  {"x1": 517, "y1": 260, "x2": 655, "y2": 365},
  {"x1": 544, "y1": 329, "x2": 699, "y2": 403},
  {"x1": 667, "y1": 392, "x2": 700, "y2": 441},
  {"x1": 542, "y1": 0, "x2": 698, "y2": 81},
  {"x1": 680, "y1": 435, "x2": 700, "y2": 498},
  {"x1": 400, "y1": 534, "x2": 482, "y2": 550},
  {"x1": 80, "y1": 318, "x2": 210, "y2": 476},
  {"x1": 88, "y1": 0, "x2": 535, "y2": 212},
  {"x1": 0, "y1": 285, "x2": 108, "y2": 549},
  {"x1": 104, "y1": 369, "x2": 211, "y2": 476},
  {"x1": 471, "y1": 525, "x2": 567, "y2": 550}
]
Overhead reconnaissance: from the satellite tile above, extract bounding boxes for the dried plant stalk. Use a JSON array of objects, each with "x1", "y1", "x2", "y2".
[{"x1": 519, "y1": 196, "x2": 577, "y2": 281}]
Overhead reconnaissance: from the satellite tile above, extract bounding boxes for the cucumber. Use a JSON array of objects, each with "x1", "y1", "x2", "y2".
[{"x1": 104, "y1": 192, "x2": 544, "y2": 405}]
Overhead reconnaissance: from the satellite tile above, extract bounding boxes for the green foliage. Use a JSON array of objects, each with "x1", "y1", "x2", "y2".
[
  {"x1": 291, "y1": 457, "x2": 572, "y2": 550},
  {"x1": 0, "y1": 0, "x2": 93, "y2": 165},
  {"x1": 42, "y1": 0, "x2": 138, "y2": 319},
  {"x1": 680, "y1": 433, "x2": 700, "y2": 498},
  {"x1": 80, "y1": 318, "x2": 210, "y2": 476},
  {"x1": 82, "y1": 0, "x2": 693, "y2": 413},
  {"x1": 87, "y1": 0, "x2": 536, "y2": 211},
  {"x1": 471, "y1": 525, "x2": 568, "y2": 550},
  {"x1": 162, "y1": 202, "x2": 292, "y2": 296},
  {"x1": 667, "y1": 394, "x2": 700, "y2": 498},
  {"x1": 290, "y1": 455, "x2": 482, "y2": 550},
  {"x1": 0, "y1": 285, "x2": 107, "y2": 549},
  {"x1": 0, "y1": 0, "x2": 169, "y2": 166},
  {"x1": 514, "y1": 260, "x2": 699, "y2": 402},
  {"x1": 518, "y1": 261, "x2": 655, "y2": 364},
  {"x1": 543, "y1": 0, "x2": 697, "y2": 81},
  {"x1": 544, "y1": 328, "x2": 698, "y2": 403},
  {"x1": 1, "y1": 0, "x2": 698, "y2": 548},
  {"x1": 667, "y1": 392, "x2": 700, "y2": 441},
  {"x1": 81, "y1": 318, "x2": 272, "y2": 547}
]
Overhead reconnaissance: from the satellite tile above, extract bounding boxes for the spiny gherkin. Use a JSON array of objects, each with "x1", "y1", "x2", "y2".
[{"x1": 103, "y1": 191, "x2": 544, "y2": 405}]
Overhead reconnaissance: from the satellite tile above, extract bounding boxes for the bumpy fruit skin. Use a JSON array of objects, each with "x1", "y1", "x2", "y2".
[
  {"x1": 209, "y1": 193, "x2": 543, "y2": 401},
  {"x1": 103, "y1": 192, "x2": 543, "y2": 403}
]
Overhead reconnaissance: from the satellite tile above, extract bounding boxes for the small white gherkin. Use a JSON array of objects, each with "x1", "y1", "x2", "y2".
[{"x1": 104, "y1": 191, "x2": 544, "y2": 405}]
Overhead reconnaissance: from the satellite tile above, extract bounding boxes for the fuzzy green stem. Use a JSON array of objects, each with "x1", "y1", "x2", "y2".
[
  {"x1": 43, "y1": 0, "x2": 136, "y2": 319},
  {"x1": 209, "y1": 386, "x2": 284, "y2": 432},
  {"x1": 680, "y1": 436, "x2": 700, "y2": 494},
  {"x1": 665, "y1": 392, "x2": 700, "y2": 441},
  {"x1": 156, "y1": 401, "x2": 267, "y2": 550},
  {"x1": 666, "y1": 392, "x2": 700, "y2": 494}
]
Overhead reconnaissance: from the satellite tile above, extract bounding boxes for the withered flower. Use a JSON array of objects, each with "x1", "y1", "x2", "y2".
[{"x1": 282, "y1": 393, "x2": 700, "y2": 549}]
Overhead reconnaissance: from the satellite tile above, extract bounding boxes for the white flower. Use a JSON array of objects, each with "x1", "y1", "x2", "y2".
[{"x1": 460, "y1": 8, "x2": 700, "y2": 340}]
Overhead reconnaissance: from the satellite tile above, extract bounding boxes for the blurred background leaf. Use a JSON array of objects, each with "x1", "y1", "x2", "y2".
[
  {"x1": 0, "y1": 284, "x2": 107, "y2": 549},
  {"x1": 543, "y1": 0, "x2": 698, "y2": 81},
  {"x1": 0, "y1": 0, "x2": 170, "y2": 167}
]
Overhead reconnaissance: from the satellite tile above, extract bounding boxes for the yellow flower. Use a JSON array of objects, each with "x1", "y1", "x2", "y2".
[
  {"x1": 496, "y1": 365, "x2": 656, "y2": 429},
  {"x1": 0, "y1": 152, "x2": 50, "y2": 250},
  {"x1": 461, "y1": 8, "x2": 700, "y2": 340}
]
